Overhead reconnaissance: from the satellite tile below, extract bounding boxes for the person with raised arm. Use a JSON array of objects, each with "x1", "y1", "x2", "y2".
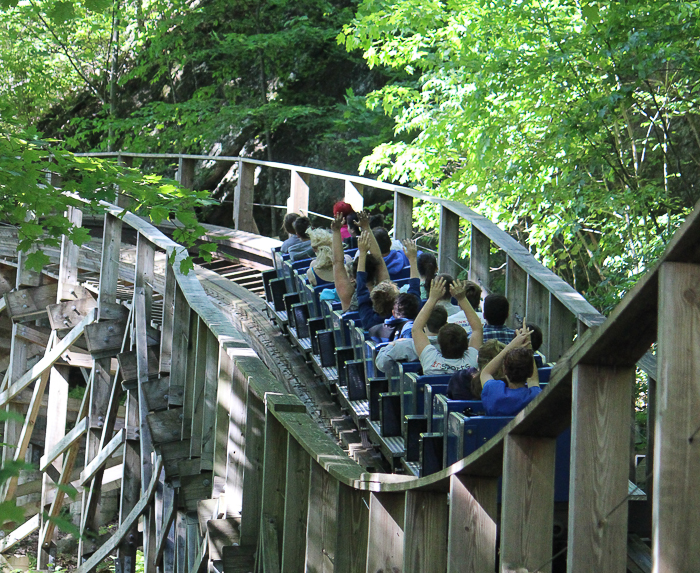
[
  {"x1": 413, "y1": 276, "x2": 483, "y2": 375},
  {"x1": 479, "y1": 327, "x2": 541, "y2": 416}
]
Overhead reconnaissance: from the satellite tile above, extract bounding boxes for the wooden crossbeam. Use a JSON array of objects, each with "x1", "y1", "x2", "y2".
[
  {"x1": 79, "y1": 429, "x2": 125, "y2": 486},
  {"x1": 39, "y1": 417, "x2": 89, "y2": 471},
  {"x1": 155, "y1": 500, "x2": 176, "y2": 564},
  {"x1": 0, "y1": 514, "x2": 39, "y2": 554},
  {"x1": 0, "y1": 311, "x2": 95, "y2": 407},
  {"x1": 75, "y1": 457, "x2": 162, "y2": 573}
]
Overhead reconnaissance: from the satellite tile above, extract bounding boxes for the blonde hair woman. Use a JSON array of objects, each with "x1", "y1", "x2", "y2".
[{"x1": 306, "y1": 229, "x2": 337, "y2": 286}]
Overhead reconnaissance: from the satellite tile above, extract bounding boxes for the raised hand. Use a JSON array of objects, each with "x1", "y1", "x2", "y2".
[
  {"x1": 358, "y1": 229, "x2": 372, "y2": 254},
  {"x1": 357, "y1": 210, "x2": 370, "y2": 229},
  {"x1": 450, "y1": 279, "x2": 467, "y2": 300},
  {"x1": 508, "y1": 328, "x2": 533, "y2": 350},
  {"x1": 429, "y1": 276, "x2": 446, "y2": 301},
  {"x1": 402, "y1": 239, "x2": 418, "y2": 260},
  {"x1": 331, "y1": 212, "x2": 343, "y2": 233}
]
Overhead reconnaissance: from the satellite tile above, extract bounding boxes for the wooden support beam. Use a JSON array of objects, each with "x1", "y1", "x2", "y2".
[
  {"x1": 189, "y1": 318, "x2": 207, "y2": 458},
  {"x1": 526, "y1": 276, "x2": 550, "y2": 358},
  {"x1": 159, "y1": 263, "x2": 176, "y2": 373},
  {"x1": 505, "y1": 256, "x2": 527, "y2": 328},
  {"x1": 404, "y1": 490, "x2": 448, "y2": 573},
  {"x1": 239, "y1": 391, "x2": 265, "y2": 547},
  {"x1": 469, "y1": 226, "x2": 490, "y2": 292},
  {"x1": 39, "y1": 416, "x2": 89, "y2": 471},
  {"x1": 652, "y1": 262, "x2": 700, "y2": 572},
  {"x1": 75, "y1": 457, "x2": 162, "y2": 573},
  {"x1": 57, "y1": 205, "x2": 83, "y2": 300},
  {"x1": 79, "y1": 429, "x2": 125, "y2": 486},
  {"x1": 259, "y1": 410, "x2": 288, "y2": 565},
  {"x1": 439, "y1": 205, "x2": 460, "y2": 279},
  {"x1": 200, "y1": 329, "x2": 219, "y2": 465},
  {"x1": 367, "y1": 492, "x2": 404, "y2": 573},
  {"x1": 500, "y1": 434, "x2": 556, "y2": 573},
  {"x1": 177, "y1": 157, "x2": 196, "y2": 189},
  {"x1": 280, "y1": 437, "x2": 310, "y2": 572},
  {"x1": 98, "y1": 213, "x2": 123, "y2": 312},
  {"x1": 0, "y1": 514, "x2": 40, "y2": 554},
  {"x1": 447, "y1": 475, "x2": 497, "y2": 573},
  {"x1": 344, "y1": 180, "x2": 364, "y2": 212},
  {"x1": 334, "y1": 484, "x2": 369, "y2": 572},
  {"x1": 549, "y1": 295, "x2": 574, "y2": 362},
  {"x1": 135, "y1": 235, "x2": 156, "y2": 325},
  {"x1": 304, "y1": 459, "x2": 337, "y2": 572},
  {"x1": 234, "y1": 160, "x2": 258, "y2": 233},
  {"x1": 566, "y1": 364, "x2": 633, "y2": 573},
  {"x1": 393, "y1": 192, "x2": 413, "y2": 241},
  {"x1": 288, "y1": 170, "x2": 309, "y2": 216}
]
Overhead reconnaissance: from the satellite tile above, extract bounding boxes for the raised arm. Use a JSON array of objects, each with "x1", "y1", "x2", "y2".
[
  {"x1": 331, "y1": 213, "x2": 354, "y2": 310},
  {"x1": 358, "y1": 211, "x2": 390, "y2": 283},
  {"x1": 481, "y1": 328, "x2": 532, "y2": 387},
  {"x1": 412, "y1": 276, "x2": 446, "y2": 358},
  {"x1": 451, "y1": 279, "x2": 483, "y2": 349},
  {"x1": 402, "y1": 239, "x2": 419, "y2": 279}
]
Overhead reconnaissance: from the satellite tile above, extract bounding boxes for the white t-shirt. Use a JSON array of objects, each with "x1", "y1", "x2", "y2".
[
  {"x1": 419, "y1": 345, "x2": 478, "y2": 376},
  {"x1": 375, "y1": 336, "x2": 439, "y2": 374},
  {"x1": 447, "y1": 310, "x2": 485, "y2": 333}
]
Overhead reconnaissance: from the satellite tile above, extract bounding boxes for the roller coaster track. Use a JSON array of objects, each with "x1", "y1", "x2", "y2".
[{"x1": 0, "y1": 154, "x2": 697, "y2": 573}]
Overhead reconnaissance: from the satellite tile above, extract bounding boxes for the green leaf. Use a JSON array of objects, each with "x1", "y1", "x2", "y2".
[
  {"x1": 48, "y1": 1, "x2": 77, "y2": 22},
  {"x1": 82, "y1": 0, "x2": 112, "y2": 12},
  {"x1": 24, "y1": 251, "x2": 50, "y2": 272},
  {"x1": 0, "y1": 501, "x2": 25, "y2": 528}
]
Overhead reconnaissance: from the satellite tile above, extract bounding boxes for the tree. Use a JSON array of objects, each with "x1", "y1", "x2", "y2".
[{"x1": 341, "y1": 0, "x2": 700, "y2": 311}]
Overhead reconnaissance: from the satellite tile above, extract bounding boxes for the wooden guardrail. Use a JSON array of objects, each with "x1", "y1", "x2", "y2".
[{"x1": 0, "y1": 153, "x2": 694, "y2": 571}]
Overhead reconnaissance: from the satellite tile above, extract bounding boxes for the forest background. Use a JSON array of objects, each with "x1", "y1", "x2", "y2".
[{"x1": 1, "y1": 0, "x2": 700, "y2": 315}]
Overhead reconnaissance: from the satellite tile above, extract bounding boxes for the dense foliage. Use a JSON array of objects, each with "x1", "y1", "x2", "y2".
[{"x1": 341, "y1": 0, "x2": 700, "y2": 311}]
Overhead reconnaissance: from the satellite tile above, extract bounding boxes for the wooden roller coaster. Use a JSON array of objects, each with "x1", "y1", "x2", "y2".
[{"x1": 0, "y1": 153, "x2": 696, "y2": 573}]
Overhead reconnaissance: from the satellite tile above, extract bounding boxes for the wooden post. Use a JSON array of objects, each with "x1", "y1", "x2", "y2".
[
  {"x1": 159, "y1": 263, "x2": 175, "y2": 374},
  {"x1": 344, "y1": 180, "x2": 364, "y2": 212},
  {"x1": 439, "y1": 206, "x2": 460, "y2": 279},
  {"x1": 505, "y1": 256, "x2": 527, "y2": 328},
  {"x1": 566, "y1": 364, "x2": 633, "y2": 573},
  {"x1": 239, "y1": 391, "x2": 265, "y2": 547},
  {"x1": 526, "y1": 276, "x2": 550, "y2": 358},
  {"x1": 234, "y1": 160, "x2": 258, "y2": 233},
  {"x1": 177, "y1": 157, "x2": 196, "y2": 190},
  {"x1": 259, "y1": 410, "x2": 288, "y2": 563},
  {"x1": 58, "y1": 206, "x2": 83, "y2": 301},
  {"x1": 188, "y1": 318, "x2": 207, "y2": 459},
  {"x1": 404, "y1": 490, "x2": 448, "y2": 573},
  {"x1": 366, "y1": 492, "x2": 404, "y2": 573},
  {"x1": 469, "y1": 226, "x2": 490, "y2": 292},
  {"x1": 447, "y1": 475, "x2": 497, "y2": 573},
  {"x1": 281, "y1": 437, "x2": 310, "y2": 572},
  {"x1": 652, "y1": 262, "x2": 700, "y2": 571},
  {"x1": 335, "y1": 484, "x2": 369, "y2": 572},
  {"x1": 393, "y1": 192, "x2": 413, "y2": 241},
  {"x1": 304, "y1": 460, "x2": 338, "y2": 572},
  {"x1": 500, "y1": 434, "x2": 556, "y2": 573},
  {"x1": 548, "y1": 296, "x2": 574, "y2": 362},
  {"x1": 288, "y1": 170, "x2": 309, "y2": 215},
  {"x1": 117, "y1": 390, "x2": 141, "y2": 573},
  {"x1": 200, "y1": 330, "x2": 219, "y2": 467}
]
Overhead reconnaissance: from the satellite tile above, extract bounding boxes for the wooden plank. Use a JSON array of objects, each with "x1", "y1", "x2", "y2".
[
  {"x1": 505, "y1": 256, "x2": 528, "y2": 328},
  {"x1": 234, "y1": 160, "x2": 258, "y2": 233},
  {"x1": 500, "y1": 434, "x2": 556, "y2": 573},
  {"x1": 447, "y1": 475, "x2": 497, "y2": 573},
  {"x1": 281, "y1": 437, "x2": 309, "y2": 572},
  {"x1": 206, "y1": 518, "x2": 240, "y2": 562},
  {"x1": 344, "y1": 180, "x2": 364, "y2": 212},
  {"x1": 652, "y1": 262, "x2": 700, "y2": 572},
  {"x1": 262, "y1": 516, "x2": 281, "y2": 573},
  {"x1": 404, "y1": 490, "x2": 448, "y2": 573},
  {"x1": 57, "y1": 205, "x2": 83, "y2": 300},
  {"x1": 83, "y1": 319, "x2": 128, "y2": 354},
  {"x1": 75, "y1": 457, "x2": 162, "y2": 573},
  {"x1": 47, "y1": 297, "x2": 97, "y2": 331},
  {"x1": 79, "y1": 429, "x2": 125, "y2": 486},
  {"x1": 4, "y1": 283, "x2": 61, "y2": 321},
  {"x1": 117, "y1": 348, "x2": 159, "y2": 384},
  {"x1": 394, "y1": 191, "x2": 413, "y2": 241},
  {"x1": 287, "y1": 170, "x2": 309, "y2": 215},
  {"x1": 366, "y1": 492, "x2": 404, "y2": 573},
  {"x1": 189, "y1": 318, "x2": 207, "y2": 458},
  {"x1": 304, "y1": 460, "x2": 338, "y2": 573},
  {"x1": 159, "y1": 263, "x2": 176, "y2": 373},
  {"x1": 180, "y1": 472, "x2": 213, "y2": 513},
  {"x1": 177, "y1": 157, "x2": 196, "y2": 189},
  {"x1": 335, "y1": 484, "x2": 369, "y2": 573},
  {"x1": 260, "y1": 411, "x2": 287, "y2": 564},
  {"x1": 438, "y1": 206, "x2": 460, "y2": 279},
  {"x1": 147, "y1": 408, "x2": 185, "y2": 444},
  {"x1": 116, "y1": 390, "x2": 141, "y2": 570},
  {"x1": 549, "y1": 295, "x2": 574, "y2": 362},
  {"x1": 39, "y1": 417, "x2": 89, "y2": 471},
  {"x1": 135, "y1": 234, "x2": 156, "y2": 324},
  {"x1": 0, "y1": 514, "x2": 40, "y2": 554},
  {"x1": 469, "y1": 226, "x2": 490, "y2": 291},
  {"x1": 567, "y1": 364, "x2": 633, "y2": 573},
  {"x1": 239, "y1": 391, "x2": 265, "y2": 547},
  {"x1": 14, "y1": 324, "x2": 51, "y2": 347},
  {"x1": 98, "y1": 213, "x2": 123, "y2": 311},
  {"x1": 526, "y1": 276, "x2": 550, "y2": 357},
  {"x1": 200, "y1": 329, "x2": 219, "y2": 466}
]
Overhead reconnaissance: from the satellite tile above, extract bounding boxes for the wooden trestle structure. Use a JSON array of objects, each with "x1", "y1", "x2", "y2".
[{"x1": 0, "y1": 153, "x2": 697, "y2": 572}]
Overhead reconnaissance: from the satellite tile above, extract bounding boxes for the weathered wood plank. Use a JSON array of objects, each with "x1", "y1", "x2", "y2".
[
  {"x1": 394, "y1": 191, "x2": 413, "y2": 241},
  {"x1": 404, "y1": 490, "x2": 448, "y2": 573},
  {"x1": 366, "y1": 492, "x2": 404, "y2": 573},
  {"x1": 304, "y1": 460, "x2": 338, "y2": 573},
  {"x1": 79, "y1": 429, "x2": 125, "y2": 486},
  {"x1": 506, "y1": 256, "x2": 527, "y2": 329},
  {"x1": 469, "y1": 226, "x2": 490, "y2": 292},
  {"x1": 288, "y1": 170, "x2": 309, "y2": 215},
  {"x1": 0, "y1": 514, "x2": 40, "y2": 554},
  {"x1": 239, "y1": 391, "x2": 265, "y2": 547},
  {"x1": 335, "y1": 483, "x2": 369, "y2": 573},
  {"x1": 39, "y1": 416, "x2": 89, "y2": 471},
  {"x1": 438, "y1": 206, "x2": 460, "y2": 280},
  {"x1": 652, "y1": 262, "x2": 700, "y2": 572},
  {"x1": 526, "y1": 276, "x2": 550, "y2": 358},
  {"x1": 500, "y1": 434, "x2": 556, "y2": 573},
  {"x1": 281, "y1": 437, "x2": 310, "y2": 573},
  {"x1": 234, "y1": 159, "x2": 258, "y2": 233}
]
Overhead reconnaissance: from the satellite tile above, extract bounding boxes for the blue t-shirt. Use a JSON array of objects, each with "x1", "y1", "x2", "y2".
[{"x1": 481, "y1": 379, "x2": 541, "y2": 416}]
